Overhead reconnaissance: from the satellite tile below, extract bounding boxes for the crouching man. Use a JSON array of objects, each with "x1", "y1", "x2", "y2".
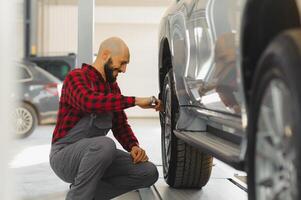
[{"x1": 49, "y1": 37, "x2": 161, "y2": 200}]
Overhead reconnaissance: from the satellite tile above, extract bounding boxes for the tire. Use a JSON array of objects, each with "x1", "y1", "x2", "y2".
[
  {"x1": 13, "y1": 103, "x2": 38, "y2": 138},
  {"x1": 247, "y1": 30, "x2": 301, "y2": 200},
  {"x1": 161, "y1": 70, "x2": 213, "y2": 188}
]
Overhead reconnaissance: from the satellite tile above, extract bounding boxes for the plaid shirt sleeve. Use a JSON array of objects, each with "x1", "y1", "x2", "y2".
[
  {"x1": 65, "y1": 70, "x2": 136, "y2": 113},
  {"x1": 112, "y1": 83, "x2": 139, "y2": 152}
]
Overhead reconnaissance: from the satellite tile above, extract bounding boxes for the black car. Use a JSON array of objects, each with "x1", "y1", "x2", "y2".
[
  {"x1": 28, "y1": 54, "x2": 77, "y2": 81},
  {"x1": 13, "y1": 62, "x2": 62, "y2": 138}
]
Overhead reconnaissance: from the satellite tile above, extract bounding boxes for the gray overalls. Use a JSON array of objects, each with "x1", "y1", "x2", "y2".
[{"x1": 49, "y1": 84, "x2": 158, "y2": 200}]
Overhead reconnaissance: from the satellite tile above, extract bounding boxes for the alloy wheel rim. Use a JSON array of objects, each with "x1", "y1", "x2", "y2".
[
  {"x1": 14, "y1": 107, "x2": 33, "y2": 136},
  {"x1": 255, "y1": 79, "x2": 297, "y2": 200}
]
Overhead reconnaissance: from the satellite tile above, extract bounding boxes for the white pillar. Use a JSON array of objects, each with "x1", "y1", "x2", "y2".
[
  {"x1": 0, "y1": 0, "x2": 16, "y2": 199},
  {"x1": 77, "y1": 0, "x2": 95, "y2": 66}
]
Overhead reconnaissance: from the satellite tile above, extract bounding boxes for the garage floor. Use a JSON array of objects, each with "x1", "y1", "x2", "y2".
[{"x1": 11, "y1": 118, "x2": 247, "y2": 200}]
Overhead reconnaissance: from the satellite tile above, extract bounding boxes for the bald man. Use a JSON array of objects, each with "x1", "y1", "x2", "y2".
[{"x1": 50, "y1": 37, "x2": 161, "y2": 200}]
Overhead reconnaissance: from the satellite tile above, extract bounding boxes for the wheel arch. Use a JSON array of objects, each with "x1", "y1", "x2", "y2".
[
  {"x1": 159, "y1": 38, "x2": 173, "y2": 97},
  {"x1": 241, "y1": 0, "x2": 301, "y2": 105}
]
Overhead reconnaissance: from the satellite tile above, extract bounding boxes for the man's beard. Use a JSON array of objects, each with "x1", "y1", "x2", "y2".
[{"x1": 104, "y1": 58, "x2": 116, "y2": 83}]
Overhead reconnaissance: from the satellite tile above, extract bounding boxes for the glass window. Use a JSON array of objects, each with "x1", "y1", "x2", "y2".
[
  {"x1": 34, "y1": 61, "x2": 71, "y2": 81},
  {"x1": 17, "y1": 66, "x2": 32, "y2": 81},
  {"x1": 35, "y1": 66, "x2": 61, "y2": 83}
]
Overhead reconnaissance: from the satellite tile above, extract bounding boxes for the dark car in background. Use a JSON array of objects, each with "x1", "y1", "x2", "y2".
[
  {"x1": 158, "y1": 0, "x2": 301, "y2": 199},
  {"x1": 28, "y1": 54, "x2": 76, "y2": 81},
  {"x1": 13, "y1": 62, "x2": 62, "y2": 138}
]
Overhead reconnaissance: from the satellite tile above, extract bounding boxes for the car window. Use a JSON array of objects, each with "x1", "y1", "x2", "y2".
[
  {"x1": 17, "y1": 66, "x2": 32, "y2": 81},
  {"x1": 34, "y1": 66, "x2": 61, "y2": 83},
  {"x1": 34, "y1": 60, "x2": 71, "y2": 81}
]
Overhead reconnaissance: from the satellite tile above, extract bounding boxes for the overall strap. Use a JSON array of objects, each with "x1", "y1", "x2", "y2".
[{"x1": 89, "y1": 81, "x2": 96, "y2": 119}]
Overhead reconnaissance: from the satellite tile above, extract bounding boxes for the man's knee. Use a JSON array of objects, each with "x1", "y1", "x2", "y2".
[
  {"x1": 140, "y1": 162, "x2": 159, "y2": 187},
  {"x1": 88, "y1": 137, "x2": 116, "y2": 159}
]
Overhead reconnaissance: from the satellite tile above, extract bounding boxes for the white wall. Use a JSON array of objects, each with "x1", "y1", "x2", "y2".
[{"x1": 38, "y1": 4, "x2": 167, "y2": 117}]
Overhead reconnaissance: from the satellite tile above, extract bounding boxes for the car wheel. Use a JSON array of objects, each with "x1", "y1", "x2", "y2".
[
  {"x1": 13, "y1": 103, "x2": 38, "y2": 138},
  {"x1": 161, "y1": 70, "x2": 213, "y2": 188},
  {"x1": 248, "y1": 30, "x2": 301, "y2": 200}
]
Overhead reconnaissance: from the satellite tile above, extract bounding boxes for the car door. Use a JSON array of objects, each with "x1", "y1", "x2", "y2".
[{"x1": 184, "y1": 0, "x2": 243, "y2": 116}]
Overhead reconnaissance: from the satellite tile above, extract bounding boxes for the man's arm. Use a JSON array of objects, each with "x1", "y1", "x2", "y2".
[
  {"x1": 65, "y1": 70, "x2": 136, "y2": 113},
  {"x1": 111, "y1": 110, "x2": 139, "y2": 152},
  {"x1": 110, "y1": 82, "x2": 140, "y2": 151},
  {"x1": 112, "y1": 111, "x2": 148, "y2": 163}
]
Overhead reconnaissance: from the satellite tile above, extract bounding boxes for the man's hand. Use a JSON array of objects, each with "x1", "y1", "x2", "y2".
[
  {"x1": 154, "y1": 98, "x2": 163, "y2": 112},
  {"x1": 130, "y1": 146, "x2": 149, "y2": 164},
  {"x1": 135, "y1": 97, "x2": 153, "y2": 109},
  {"x1": 135, "y1": 96, "x2": 163, "y2": 112}
]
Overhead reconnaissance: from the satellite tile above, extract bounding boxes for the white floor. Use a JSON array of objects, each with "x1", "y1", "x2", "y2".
[{"x1": 11, "y1": 118, "x2": 247, "y2": 200}]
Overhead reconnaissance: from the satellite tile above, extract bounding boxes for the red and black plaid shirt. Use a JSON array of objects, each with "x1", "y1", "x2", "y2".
[{"x1": 52, "y1": 63, "x2": 139, "y2": 151}]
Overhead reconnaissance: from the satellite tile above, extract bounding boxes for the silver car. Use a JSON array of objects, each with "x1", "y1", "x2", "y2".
[
  {"x1": 13, "y1": 62, "x2": 62, "y2": 138},
  {"x1": 158, "y1": 0, "x2": 301, "y2": 199}
]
